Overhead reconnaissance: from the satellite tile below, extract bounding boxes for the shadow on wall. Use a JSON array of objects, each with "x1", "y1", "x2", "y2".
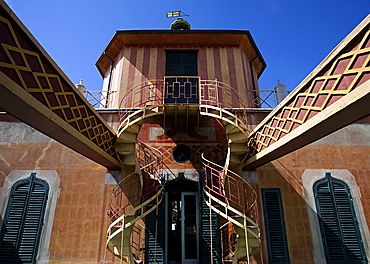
[
  {"x1": 257, "y1": 162, "x2": 314, "y2": 263},
  {"x1": 258, "y1": 162, "x2": 369, "y2": 264}
]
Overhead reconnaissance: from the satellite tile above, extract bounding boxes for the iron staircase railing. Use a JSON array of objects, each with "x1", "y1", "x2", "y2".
[
  {"x1": 105, "y1": 141, "x2": 175, "y2": 264},
  {"x1": 201, "y1": 153, "x2": 261, "y2": 264}
]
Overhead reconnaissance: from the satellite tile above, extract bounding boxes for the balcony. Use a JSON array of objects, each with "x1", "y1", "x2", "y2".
[{"x1": 84, "y1": 77, "x2": 288, "y2": 110}]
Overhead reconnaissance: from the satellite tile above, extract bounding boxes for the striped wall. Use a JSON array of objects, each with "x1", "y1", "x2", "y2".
[{"x1": 103, "y1": 44, "x2": 259, "y2": 108}]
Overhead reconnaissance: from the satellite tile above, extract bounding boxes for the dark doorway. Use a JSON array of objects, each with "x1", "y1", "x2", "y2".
[{"x1": 165, "y1": 174, "x2": 199, "y2": 264}]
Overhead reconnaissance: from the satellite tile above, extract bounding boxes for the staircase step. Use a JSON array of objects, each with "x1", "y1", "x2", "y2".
[
  {"x1": 230, "y1": 153, "x2": 242, "y2": 164},
  {"x1": 125, "y1": 215, "x2": 138, "y2": 224},
  {"x1": 125, "y1": 123, "x2": 140, "y2": 134},
  {"x1": 224, "y1": 123, "x2": 238, "y2": 134},
  {"x1": 144, "y1": 109, "x2": 156, "y2": 116},
  {"x1": 122, "y1": 153, "x2": 136, "y2": 165},
  {"x1": 209, "y1": 110, "x2": 221, "y2": 115},
  {"x1": 109, "y1": 226, "x2": 134, "y2": 247},
  {"x1": 230, "y1": 143, "x2": 248, "y2": 154},
  {"x1": 227, "y1": 131, "x2": 247, "y2": 143},
  {"x1": 116, "y1": 143, "x2": 135, "y2": 155},
  {"x1": 248, "y1": 238, "x2": 260, "y2": 248},
  {"x1": 118, "y1": 131, "x2": 137, "y2": 143}
]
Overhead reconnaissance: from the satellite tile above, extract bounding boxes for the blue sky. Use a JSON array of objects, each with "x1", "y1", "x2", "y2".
[{"x1": 4, "y1": 0, "x2": 369, "y2": 93}]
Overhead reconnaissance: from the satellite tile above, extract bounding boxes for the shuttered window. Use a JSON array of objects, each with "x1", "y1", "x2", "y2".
[
  {"x1": 0, "y1": 173, "x2": 49, "y2": 263},
  {"x1": 166, "y1": 51, "x2": 198, "y2": 76},
  {"x1": 165, "y1": 51, "x2": 198, "y2": 104},
  {"x1": 261, "y1": 188, "x2": 290, "y2": 263},
  {"x1": 314, "y1": 173, "x2": 367, "y2": 264}
]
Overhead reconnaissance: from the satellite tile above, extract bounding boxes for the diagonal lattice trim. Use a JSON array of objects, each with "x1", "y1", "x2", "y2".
[
  {"x1": 248, "y1": 24, "x2": 370, "y2": 156},
  {"x1": 0, "y1": 13, "x2": 117, "y2": 157}
]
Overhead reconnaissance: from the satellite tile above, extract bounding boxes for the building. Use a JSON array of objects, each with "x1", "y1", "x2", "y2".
[{"x1": 0, "y1": 1, "x2": 370, "y2": 263}]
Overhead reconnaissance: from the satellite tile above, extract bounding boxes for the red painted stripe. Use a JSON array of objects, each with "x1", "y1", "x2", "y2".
[
  {"x1": 127, "y1": 47, "x2": 137, "y2": 92},
  {"x1": 142, "y1": 47, "x2": 151, "y2": 81},
  {"x1": 240, "y1": 48, "x2": 252, "y2": 106},
  {"x1": 226, "y1": 47, "x2": 238, "y2": 107},
  {"x1": 156, "y1": 47, "x2": 165, "y2": 79},
  {"x1": 198, "y1": 47, "x2": 208, "y2": 79},
  {"x1": 213, "y1": 47, "x2": 222, "y2": 80}
]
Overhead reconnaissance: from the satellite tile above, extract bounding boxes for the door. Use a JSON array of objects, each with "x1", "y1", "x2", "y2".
[
  {"x1": 165, "y1": 51, "x2": 198, "y2": 104},
  {"x1": 167, "y1": 192, "x2": 199, "y2": 264},
  {"x1": 182, "y1": 193, "x2": 198, "y2": 264}
]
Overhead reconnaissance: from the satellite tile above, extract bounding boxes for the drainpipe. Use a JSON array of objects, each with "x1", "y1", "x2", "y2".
[
  {"x1": 249, "y1": 56, "x2": 258, "y2": 90},
  {"x1": 104, "y1": 52, "x2": 114, "y2": 108},
  {"x1": 250, "y1": 56, "x2": 258, "y2": 107}
]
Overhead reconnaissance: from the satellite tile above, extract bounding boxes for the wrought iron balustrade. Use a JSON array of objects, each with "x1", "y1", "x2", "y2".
[
  {"x1": 118, "y1": 77, "x2": 248, "y2": 124},
  {"x1": 250, "y1": 89, "x2": 290, "y2": 108},
  {"x1": 84, "y1": 90, "x2": 116, "y2": 108}
]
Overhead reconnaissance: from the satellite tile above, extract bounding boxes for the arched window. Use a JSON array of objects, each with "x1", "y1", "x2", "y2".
[
  {"x1": 314, "y1": 172, "x2": 367, "y2": 264},
  {"x1": 0, "y1": 173, "x2": 49, "y2": 263}
]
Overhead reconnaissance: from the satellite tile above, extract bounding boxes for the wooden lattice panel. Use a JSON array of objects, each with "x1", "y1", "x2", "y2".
[
  {"x1": 0, "y1": 7, "x2": 116, "y2": 157},
  {"x1": 248, "y1": 23, "x2": 370, "y2": 156}
]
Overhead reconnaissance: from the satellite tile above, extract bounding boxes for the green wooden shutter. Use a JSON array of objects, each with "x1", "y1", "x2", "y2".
[
  {"x1": 0, "y1": 173, "x2": 49, "y2": 263},
  {"x1": 165, "y1": 51, "x2": 197, "y2": 76},
  {"x1": 262, "y1": 188, "x2": 290, "y2": 264},
  {"x1": 314, "y1": 173, "x2": 367, "y2": 264}
]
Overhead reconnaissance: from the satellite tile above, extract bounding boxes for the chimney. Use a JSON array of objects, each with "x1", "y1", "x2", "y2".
[
  {"x1": 75, "y1": 79, "x2": 86, "y2": 95},
  {"x1": 274, "y1": 80, "x2": 287, "y2": 104}
]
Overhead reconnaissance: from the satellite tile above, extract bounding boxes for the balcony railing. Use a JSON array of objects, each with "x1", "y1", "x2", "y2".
[
  {"x1": 84, "y1": 78, "x2": 289, "y2": 110},
  {"x1": 249, "y1": 89, "x2": 290, "y2": 108},
  {"x1": 116, "y1": 77, "x2": 249, "y2": 124},
  {"x1": 84, "y1": 90, "x2": 116, "y2": 108},
  {"x1": 117, "y1": 77, "x2": 247, "y2": 109}
]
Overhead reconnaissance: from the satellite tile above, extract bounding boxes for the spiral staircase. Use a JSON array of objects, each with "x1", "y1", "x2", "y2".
[
  {"x1": 202, "y1": 153, "x2": 260, "y2": 263},
  {"x1": 105, "y1": 77, "x2": 261, "y2": 263}
]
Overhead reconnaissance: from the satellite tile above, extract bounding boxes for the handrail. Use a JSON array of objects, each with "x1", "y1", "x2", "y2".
[
  {"x1": 203, "y1": 190, "x2": 258, "y2": 236},
  {"x1": 137, "y1": 140, "x2": 177, "y2": 183},
  {"x1": 249, "y1": 89, "x2": 290, "y2": 108},
  {"x1": 118, "y1": 77, "x2": 248, "y2": 124},
  {"x1": 106, "y1": 189, "x2": 163, "y2": 263},
  {"x1": 106, "y1": 141, "x2": 170, "y2": 263},
  {"x1": 84, "y1": 90, "x2": 116, "y2": 108},
  {"x1": 199, "y1": 79, "x2": 246, "y2": 108},
  {"x1": 108, "y1": 188, "x2": 163, "y2": 234},
  {"x1": 117, "y1": 105, "x2": 165, "y2": 135},
  {"x1": 109, "y1": 141, "x2": 175, "y2": 222},
  {"x1": 201, "y1": 153, "x2": 258, "y2": 223},
  {"x1": 201, "y1": 152, "x2": 260, "y2": 263},
  {"x1": 199, "y1": 104, "x2": 250, "y2": 137},
  {"x1": 108, "y1": 171, "x2": 143, "y2": 222}
]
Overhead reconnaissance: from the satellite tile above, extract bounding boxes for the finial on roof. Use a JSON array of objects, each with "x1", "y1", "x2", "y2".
[
  {"x1": 167, "y1": 9, "x2": 190, "y2": 30},
  {"x1": 170, "y1": 18, "x2": 191, "y2": 30}
]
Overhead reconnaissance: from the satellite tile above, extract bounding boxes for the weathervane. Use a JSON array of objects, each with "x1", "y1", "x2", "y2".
[{"x1": 166, "y1": 9, "x2": 189, "y2": 18}]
